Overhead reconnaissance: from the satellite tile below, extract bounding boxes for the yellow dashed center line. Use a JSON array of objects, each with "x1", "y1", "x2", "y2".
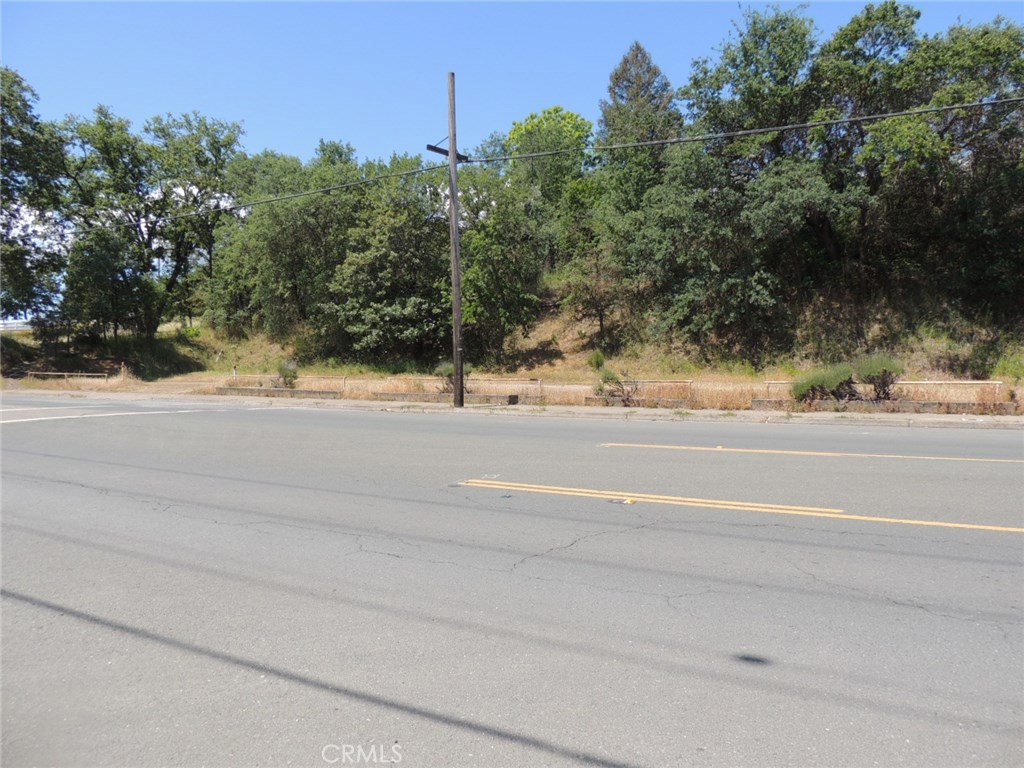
[
  {"x1": 460, "y1": 479, "x2": 1024, "y2": 533},
  {"x1": 601, "y1": 443, "x2": 1024, "y2": 464}
]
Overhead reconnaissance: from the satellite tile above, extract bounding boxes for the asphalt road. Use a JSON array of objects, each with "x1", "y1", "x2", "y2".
[{"x1": 2, "y1": 393, "x2": 1022, "y2": 767}]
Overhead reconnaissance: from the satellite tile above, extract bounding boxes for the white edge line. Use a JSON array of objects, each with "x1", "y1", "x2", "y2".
[
  {"x1": 0, "y1": 405, "x2": 109, "y2": 413},
  {"x1": 0, "y1": 409, "x2": 226, "y2": 424}
]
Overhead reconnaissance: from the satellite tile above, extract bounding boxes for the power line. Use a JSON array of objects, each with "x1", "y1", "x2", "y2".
[
  {"x1": 68, "y1": 95, "x2": 1023, "y2": 233},
  {"x1": 468, "y1": 96, "x2": 1024, "y2": 165},
  {"x1": 156, "y1": 162, "x2": 450, "y2": 225}
]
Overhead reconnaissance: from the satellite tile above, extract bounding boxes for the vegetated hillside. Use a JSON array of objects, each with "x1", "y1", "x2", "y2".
[
  {"x1": 4, "y1": 5, "x2": 1022, "y2": 378},
  {"x1": 4, "y1": 306, "x2": 1023, "y2": 391}
]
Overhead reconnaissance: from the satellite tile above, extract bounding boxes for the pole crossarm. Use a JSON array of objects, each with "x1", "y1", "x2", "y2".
[{"x1": 426, "y1": 144, "x2": 469, "y2": 163}]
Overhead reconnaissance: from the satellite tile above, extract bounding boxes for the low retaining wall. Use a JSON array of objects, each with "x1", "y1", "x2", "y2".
[
  {"x1": 584, "y1": 396, "x2": 692, "y2": 409},
  {"x1": 751, "y1": 398, "x2": 1018, "y2": 415},
  {"x1": 372, "y1": 392, "x2": 519, "y2": 405},
  {"x1": 217, "y1": 387, "x2": 347, "y2": 399},
  {"x1": 213, "y1": 387, "x2": 1017, "y2": 415},
  {"x1": 215, "y1": 387, "x2": 520, "y2": 405}
]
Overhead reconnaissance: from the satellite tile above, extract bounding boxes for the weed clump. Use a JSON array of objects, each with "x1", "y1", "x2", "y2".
[
  {"x1": 853, "y1": 354, "x2": 904, "y2": 401},
  {"x1": 277, "y1": 359, "x2": 298, "y2": 388},
  {"x1": 792, "y1": 364, "x2": 856, "y2": 403},
  {"x1": 793, "y1": 355, "x2": 906, "y2": 403},
  {"x1": 595, "y1": 367, "x2": 640, "y2": 405},
  {"x1": 434, "y1": 361, "x2": 471, "y2": 393}
]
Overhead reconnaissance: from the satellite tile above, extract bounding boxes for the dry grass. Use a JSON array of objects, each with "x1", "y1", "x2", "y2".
[
  {"x1": 4, "y1": 315, "x2": 1022, "y2": 412},
  {"x1": 7, "y1": 366, "x2": 1021, "y2": 412},
  {"x1": 893, "y1": 380, "x2": 1010, "y2": 404},
  {"x1": 9, "y1": 372, "x2": 147, "y2": 393},
  {"x1": 687, "y1": 380, "x2": 759, "y2": 410}
]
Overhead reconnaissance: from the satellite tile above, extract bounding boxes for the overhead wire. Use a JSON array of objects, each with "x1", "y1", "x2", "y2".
[
  {"x1": 69, "y1": 95, "x2": 1024, "y2": 233},
  {"x1": 466, "y1": 96, "x2": 1024, "y2": 164},
  {"x1": 155, "y1": 162, "x2": 450, "y2": 225}
]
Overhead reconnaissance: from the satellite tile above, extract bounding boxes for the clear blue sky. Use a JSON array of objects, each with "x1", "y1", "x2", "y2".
[{"x1": 2, "y1": 2, "x2": 1020, "y2": 164}]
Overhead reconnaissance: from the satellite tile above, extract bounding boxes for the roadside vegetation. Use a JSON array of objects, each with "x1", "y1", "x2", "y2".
[
  {"x1": 3, "y1": 3, "x2": 1022, "y2": 397},
  {"x1": 4, "y1": 311, "x2": 1022, "y2": 397}
]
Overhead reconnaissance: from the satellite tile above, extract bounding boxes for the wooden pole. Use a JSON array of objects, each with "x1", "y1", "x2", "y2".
[{"x1": 446, "y1": 72, "x2": 464, "y2": 408}]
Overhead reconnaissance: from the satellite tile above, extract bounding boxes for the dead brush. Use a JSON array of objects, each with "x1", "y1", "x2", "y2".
[
  {"x1": 893, "y1": 381, "x2": 1007, "y2": 403},
  {"x1": 689, "y1": 380, "x2": 758, "y2": 410},
  {"x1": 20, "y1": 371, "x2": 146, "y2": 393}
]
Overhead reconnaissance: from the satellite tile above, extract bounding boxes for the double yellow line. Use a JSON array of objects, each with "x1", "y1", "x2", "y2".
[
  {"x1": 602, "y1": 443, "x2": 1024, "y2": 464},
  {"x1": 460, "y1": 479, "x2": 1024, "y2": 533}
]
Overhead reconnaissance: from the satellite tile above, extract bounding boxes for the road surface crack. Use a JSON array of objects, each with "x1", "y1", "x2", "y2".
[
  {"x1": 511, "y1": 519, "x2": 659, "y2": 573},
  {"x1": 786, "y1": 558, "x2": 1021, "y2": 629}
]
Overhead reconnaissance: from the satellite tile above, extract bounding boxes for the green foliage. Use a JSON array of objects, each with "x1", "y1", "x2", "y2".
[
  {"x1": 277, "y1": 359, "x2": 298, "y2": 388},
  {"x1": 322, "y1": 157, "x2": 450, "y2": 363},
  {"x1": 852, "y1": 353, "x2": 904, "y2": 379},
  {"x1": 794, "y1": 355, "x2": 907, "y2": 402},
  {"x1": 49, "y1": 104, "x2": 242, "y2": 340},
  {"x1": 6, "y1": 6, "x2": 1022, "y2": 373},
  {"x1": 994, "y1": 351, "x2": 1024, "y2": 383},
  {"x1": 434, "y1": 361, "x2": 472, "y2": 394},
  {"x1": 595, "y1": 366, "x2": 640, "y2": 404},
  {"x1": 507, "y1": 106, "x2": 592, "y2": 207},
  {"x1": 210, "y1": 146, "x2": 361, "y2": 343},
  {"x1": 792, "y1": 364, "x2": 857, "y2": 402},
  {"x1": 598, "y1": 42, "x2": 683, "y2": 213},
  {"x1": 0, "y1": 333, "x2": 38, "y2": 376},
  {"x1": 1, "y1": 67, "x2": 66, "y2": 318},
  {"x1": 853, "y1": 353, "x2": 904, "y2": 400},
  {"x1": 555, "y1": 175, "x2": 624, "y2": 346},
  {"x1": 587, "y1": 350, "x2": 605, "y2": 370},
  {"x1": 459, "y1": 168, "x2": 544, "y2": 362}
]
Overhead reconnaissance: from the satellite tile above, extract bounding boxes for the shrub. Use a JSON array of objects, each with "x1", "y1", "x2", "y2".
[
  {"x1": 434, "y1": 361, "x2": 471, "y2": 393},
  {"x1": 792, "y1": 364, "x2": 856, "y2": 403},
  {"x1": 595, "y1": 367, "x2": 639, "y2": 405},
  {"x1": 587, "y1": 350, "x2": 605, "y2": 371},
  {"x1": 277, "y1": 359, "x2": 298, "y2": 388},
  {"x1": 994, "y1": 351, "x2": 1024, "y2": 384},
  {"x1": 853, "y1": 354, "x2": 904, "y2": 400}
]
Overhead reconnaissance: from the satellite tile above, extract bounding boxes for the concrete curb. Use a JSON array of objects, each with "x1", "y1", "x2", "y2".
[{"x1": 6, "y1": 386, "x2": 1022, "y2": 429}]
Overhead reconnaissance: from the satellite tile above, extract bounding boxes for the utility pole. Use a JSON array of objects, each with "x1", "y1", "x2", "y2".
[
  {"x1": 426, "y1": 73, "x2": 466, "y2": 407},
  {"x1": 426, "y1": 73, "x2": 465, "y2": 407},
  {"x1": 447, "y1": 73, "x2": 464, "y2": 408}
]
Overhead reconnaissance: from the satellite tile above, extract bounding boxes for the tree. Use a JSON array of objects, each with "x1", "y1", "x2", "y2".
[
  {"x1": 502, "y1": 107, "x2": 593, "y2": 272},
  {"x1": 322, "y1": 156, "x2": 449, "y2": 362},
  {"x1": 62, "y1": 227, "x2": 153, "y2": 340},
  {"x1": 863, "y1": 15, "x2": 1024, "y2": 322},
  {"x1": 57, "y1": 106, "x2": 242, "y2": 338},
  {"x1": 59, "y1": 106, "x2": 164, "y2": 336},
  {"x1": 506, "y1": 106, "x2": 591, "y2": 207},
  {"x1": 681, "y1": 6, "x2": 818, "y2": 177},
  {"x1": 1, "y1": 68, "x2": 66, "y2": 318},
  {"x1": 598, "y1": 42, "x2": 682, "y2": 212},
  {"x1": 211, "y1": 144, "x2": 362, "y2": 341},
  {"x1": 557, "y1": 175, "x2": 621, "y2": 344},
  {"x1": 669, "y1": 2, "x2": 1024, "y2": 357},
  {"x1": 641, "y1": 143, "x2": 791, "y2": 359},
  {"x1": 147, "y1": 112, "x2": 242, "y2": 282},
  {"x1": 459, "y1": 166, "x2": 545, "y2": 362},
  {"x1": 205, "y1": 149, "x2": 307, "y2": 337}
]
